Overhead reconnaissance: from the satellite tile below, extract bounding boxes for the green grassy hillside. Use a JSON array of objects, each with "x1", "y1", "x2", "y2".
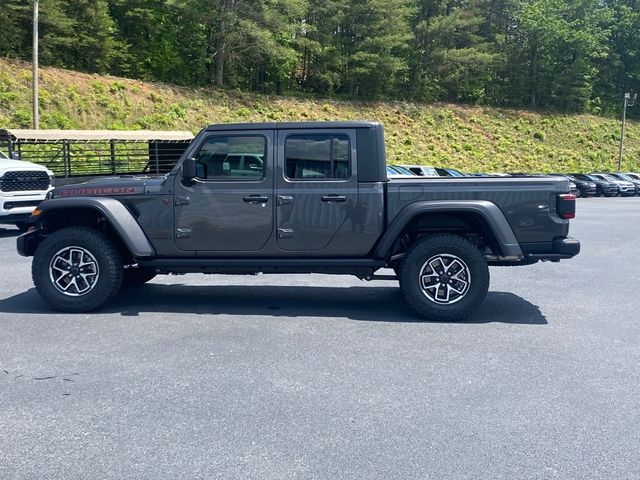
[{"x1": 1, "y1": 59, "x2": 638, "y2": 173}]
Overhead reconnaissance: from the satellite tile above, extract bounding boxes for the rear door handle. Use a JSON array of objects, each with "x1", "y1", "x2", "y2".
[
  {"x1": 321, "y1": 195, "x2": 347, "y2": 203},
  {"x1": 277, "y1": 228, "x2": 294, "y2": 239},
  {"x1": 277, "y1": 195, "x2": 294, "y2": 206},
  {"x1": 243, "y1": 195, "x2": 269, "y2": 204}
]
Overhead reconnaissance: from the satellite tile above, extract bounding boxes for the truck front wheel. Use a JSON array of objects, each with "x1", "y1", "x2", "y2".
[
  {"x1": 399, "y1": 234, "x2": 489, "y2": 321},
  {"x1": 32, "y1": 227, "x2": 124, "y2": 312}
]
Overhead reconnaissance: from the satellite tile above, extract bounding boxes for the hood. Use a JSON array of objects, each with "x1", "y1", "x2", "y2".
[
  {"x1": 53, "y1": 175, "x2": 166, "y2": 198},
  {"x1": 0, "y1": 158, "x2": 53, "y2": 174},
  {"x1": 612, "y1": 180, "x2": 634, "y2": 187},
  {"x1": 575, "y1": 180, "x2": 597, "y2": 188},
  {"x1": 592, "y1": 179, "x2": 616, "y2": 187}
]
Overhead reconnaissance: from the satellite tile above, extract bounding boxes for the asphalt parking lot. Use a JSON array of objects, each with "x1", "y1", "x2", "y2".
[{"x1": 1, "y1": 198, "x2": 639, "y2": 480}]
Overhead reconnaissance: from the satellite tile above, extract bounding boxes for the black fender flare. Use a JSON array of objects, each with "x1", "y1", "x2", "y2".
[
  {"x1": 27, "y1": 197, "x2": 155, "y2": 258},
  {"x1": 373, "y1": 200, "x2": 523, "y2": 258}
]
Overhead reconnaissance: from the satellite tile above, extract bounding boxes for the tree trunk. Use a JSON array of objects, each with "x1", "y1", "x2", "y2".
[
  {"x1": 529, "y1": 40, "x2": 538, "y2": 108},
  {"x1": 214, "y1": 0, "x2": 235, "y2": 86},
  {"x1": 215, "y1": 32, "x2": 225, "y2": 86}
]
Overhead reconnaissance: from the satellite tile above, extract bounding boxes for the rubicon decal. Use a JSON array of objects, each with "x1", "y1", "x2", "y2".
[{"x1": 60, "y1": 187, "x2": 142, "y2": 197}]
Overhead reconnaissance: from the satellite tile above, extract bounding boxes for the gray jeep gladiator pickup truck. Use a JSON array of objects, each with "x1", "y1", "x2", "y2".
[{"x1": 17, "y1": 122, "x2": 580, "y2": 320}]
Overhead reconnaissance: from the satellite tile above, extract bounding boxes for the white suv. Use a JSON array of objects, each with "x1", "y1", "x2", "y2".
[{"x1": 0, "y1": 151, "x2": 54, "y2": 230}]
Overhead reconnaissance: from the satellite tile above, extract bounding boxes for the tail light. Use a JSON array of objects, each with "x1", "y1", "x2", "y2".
[{"x1": 557, "y1": 193, "x2": 576, "y2": 219}]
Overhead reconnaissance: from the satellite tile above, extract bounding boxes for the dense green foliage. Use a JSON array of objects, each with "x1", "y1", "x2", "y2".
[
  {"x1": 1, "y1": 59, "x2": 638, "y2": 173},
  {"x1": 0, "y1": 0, "x2": 638, "y2": 116}
]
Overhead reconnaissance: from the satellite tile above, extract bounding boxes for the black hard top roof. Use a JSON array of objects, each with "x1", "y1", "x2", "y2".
[{"x1": 205, "y1": 121, "x2": 379, "y2": 131}]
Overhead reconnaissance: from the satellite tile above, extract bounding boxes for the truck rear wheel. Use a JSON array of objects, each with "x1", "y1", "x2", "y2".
[
  {"x1": 399, "y1": 234, "x2": 489, "y2": 321},
  {"x1": 32, "y1": 227, "x2": 124, "y2": 312}
]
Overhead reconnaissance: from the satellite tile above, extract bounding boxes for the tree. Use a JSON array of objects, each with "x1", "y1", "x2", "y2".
[
  {"x1": 343, "y1": 0, "x2": 413, "y2": 98},
  {"x1": 62, "y1": 0, "x2": 126, "y2": 73},
  {"x1": 0, "y1": 0, "x2": 634, "y2": 114},
  {"x1": 507, "y1": 0, "x2": 610, "y2": 111},
  {"x1": 300, "y1": 0, "x2": 413, "y2": 98},
  {"x1": 0, "y1": 0, "x2": 26, "y2": 59},
  {"x1": 296, "y1": 0, "x2": 347, "y2": 94},
  {"x1": 409, "y1": 0, "x2": 498, "y2": 103},
  {"x1": 204, "y1": 0, "x2": 307, "y2": 90},
  {"x1": 595, "y1": 0, "x2": 640, "y2": 116}
]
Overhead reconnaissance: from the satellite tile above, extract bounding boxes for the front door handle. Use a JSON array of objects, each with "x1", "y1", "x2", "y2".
[
  {"x1": 321, "y1": 195, "x2": 347, "y2": 203},
  {"x1": 243, "y1": 195, "x2": 269, "y2": 204}
]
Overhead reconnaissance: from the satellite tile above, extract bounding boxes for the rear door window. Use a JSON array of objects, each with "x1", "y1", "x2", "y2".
[{"x1": 285, "y1": 134, "x2": 351, "y2": 180}]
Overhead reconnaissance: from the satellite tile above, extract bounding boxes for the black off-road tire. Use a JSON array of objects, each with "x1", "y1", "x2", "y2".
[
  {"x1": 399, "y1": 234, "x2": 490, "y2": 322},
  {"x1": 122, "y1": 268, "x2": 157, "y2": 288},
  {"x1": 32, "y1": 227, "x2": 124, "y2": 312}
]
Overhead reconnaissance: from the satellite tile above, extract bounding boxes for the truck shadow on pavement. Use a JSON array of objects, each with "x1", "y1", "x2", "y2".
[{"x1": 0, "y1": 284, "x2": 547, "y2": 325}]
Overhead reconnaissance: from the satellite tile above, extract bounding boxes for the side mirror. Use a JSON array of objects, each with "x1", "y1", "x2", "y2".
[
  {"x1": 182, "y1": 157, "x2": 197, "y2": 183},
  {"x1": 11, "y1": 152, "x2": 20, "y2": 160}
]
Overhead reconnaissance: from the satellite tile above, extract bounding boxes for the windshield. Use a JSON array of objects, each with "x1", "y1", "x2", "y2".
[
  {"x1": 601, "y1": 174, "x2": 619, "y2": 182},
  {"x1": 0, "y1": 151, "x2": 7, "y2": 159},
  {"x1": 615, "y1": 173, "x2": 634, "y2": 181},
  {"x1": 392, "y1": 165, "x2": 415, "y2": 175}
]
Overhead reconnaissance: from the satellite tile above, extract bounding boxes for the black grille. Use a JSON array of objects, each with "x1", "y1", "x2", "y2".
[{"x1": 0, "y1": 171, "x2": 50, "y2": 192}]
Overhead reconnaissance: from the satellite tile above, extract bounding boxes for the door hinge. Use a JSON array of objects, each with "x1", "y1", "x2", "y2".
[
  {"x1": 176, "y1": 228, "x2": 192, "y2": 239},
  {"x1": 175, "y1": 196, "x2": 190, "y2": 206},
  {"x1": 277, "y1": 228, "x2": 294, "y2": 239}
]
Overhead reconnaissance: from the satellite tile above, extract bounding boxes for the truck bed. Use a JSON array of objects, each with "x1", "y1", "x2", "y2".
[{"x1": 386, "y1": 176, "x2": 571, "y2": 245}]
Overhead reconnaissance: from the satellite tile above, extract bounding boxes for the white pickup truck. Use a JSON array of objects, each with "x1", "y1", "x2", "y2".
[{"x1": 0, "y1": 151, "x2": 54, "y2": 230}]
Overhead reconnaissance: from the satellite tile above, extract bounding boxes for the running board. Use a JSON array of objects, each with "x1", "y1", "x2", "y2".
[{"x1": 137, "y1": 257, "x2": 388, "y2": 276}]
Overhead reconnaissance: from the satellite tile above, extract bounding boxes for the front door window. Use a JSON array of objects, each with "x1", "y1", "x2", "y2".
[{"x1": 195, "y1": 136, "x2": 265, "y2": 180}]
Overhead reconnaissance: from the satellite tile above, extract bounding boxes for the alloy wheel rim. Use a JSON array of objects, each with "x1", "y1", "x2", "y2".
[
  {"x1": 49, "y1": 246, "x2": 100, "y2": 297},
  {"x1": 418, "y1": 254, "x2": 471, "y2": 305}
]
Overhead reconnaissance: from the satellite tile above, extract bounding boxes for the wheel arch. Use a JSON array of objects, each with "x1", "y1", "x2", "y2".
[
  {"x1": 20, "y1": 198, "x2": 155, "y2": 259},
  {"x1": 373, "y1": 200, "x2": 523, "y2": 260}
]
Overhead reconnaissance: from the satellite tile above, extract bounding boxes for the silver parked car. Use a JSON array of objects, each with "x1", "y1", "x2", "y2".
[
  {"x1": 591, "y1": 173, "x2": 636, "y2": 197},
  {"x1": 399, "y1": 164, "x2": 439, "y2": 177}
]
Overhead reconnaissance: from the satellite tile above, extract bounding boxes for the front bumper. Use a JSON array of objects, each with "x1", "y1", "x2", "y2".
[
  {"x1": 525, "y1": 237, "x2": 581, "y2": 262},
  {"x1": 0, "y1": 212, "x2": 33, "y2": 224},
  {"x1": 0, "y1": 192, "x2": 46, "y2": 222}
]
